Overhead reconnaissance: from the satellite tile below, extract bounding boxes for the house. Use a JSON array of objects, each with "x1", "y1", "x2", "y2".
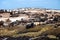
[
  {"x1": 0, "y1": 12, "x2": 10, "y2": 18},
  {"x1": 34, "y1": 22, "x2": 40, "y2": 25},
  {"x1": 19, "y1": 14, "x2": 29, "y2": 20}
]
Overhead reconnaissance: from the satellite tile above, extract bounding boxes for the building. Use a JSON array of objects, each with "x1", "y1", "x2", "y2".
[{"x1": 0, "y1": 12, "x2": 10, "y2": 18}]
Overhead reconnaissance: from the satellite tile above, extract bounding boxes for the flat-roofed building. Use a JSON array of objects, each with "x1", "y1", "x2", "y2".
[{"x1": 0, "y1": 12, "x2": 10, "y2": 18}]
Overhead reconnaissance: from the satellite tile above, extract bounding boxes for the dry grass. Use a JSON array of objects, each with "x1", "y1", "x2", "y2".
[
  {"x1": 0, "y1": 28, "x2": 17, "y2": 36},
  {"x1": 26, "y1": 25, "x2": 42, "y2": 32},
  {"x1": 0, "y1": 24, "x2": 60, "y2": 38},
  {"x1": 0, "y1": 25, "x2": 26, "y2": 37},
  {"x1": 12, "y1": 25, "x2": 55, "y2": 37},
  {"x1": 17, "y1": 25, "x2": 54, "y2": 37}
]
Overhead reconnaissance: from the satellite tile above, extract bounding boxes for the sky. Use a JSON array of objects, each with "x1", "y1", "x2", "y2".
[{"x1": 0, "y1": 0, "x2": 60, "y2": 9}]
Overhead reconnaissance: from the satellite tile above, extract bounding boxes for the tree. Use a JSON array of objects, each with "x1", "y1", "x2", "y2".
[
  {"x1": 0, "y1": 9, "x2": 4, "y2": 13},
  {"x1": 53, "y1": 17, "x2": 58, "y2": 22},
  {"x1": 6, "y1": 19, "x2": 11, "y2": 22},
  {"x1": 40, "y1": 13, "x2": 44, "y2": 17},
  {"x1": 5, "y1": 10, "x2": 7, "y2": 12},
  {"x1": 45, "y1": 14, "x2": 48, "y2": 18}
]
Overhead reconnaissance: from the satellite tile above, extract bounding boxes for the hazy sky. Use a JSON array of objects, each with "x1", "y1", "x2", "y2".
[{"x1": 0, "y1": 0, "x2": 60, "y2": 9}]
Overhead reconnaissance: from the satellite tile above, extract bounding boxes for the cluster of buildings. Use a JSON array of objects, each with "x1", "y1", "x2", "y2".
[{"x1": 0, "y1": 8, "x2": 60, "y2": 25}]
